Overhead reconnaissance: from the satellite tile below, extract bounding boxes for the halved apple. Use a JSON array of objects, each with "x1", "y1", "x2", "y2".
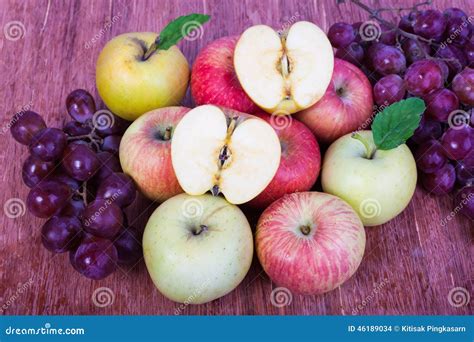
[
  {"x1": 234, "y1": 21, "x2": 334, "y2": 115},
  {"x1": 171, "y1": 105, "x2": 281, "y2": 204}
]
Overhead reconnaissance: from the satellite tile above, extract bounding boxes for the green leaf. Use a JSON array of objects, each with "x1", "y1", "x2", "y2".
[
  {"x1": 372, "y1": 98, "x2": 425, "y2": 150},
  {"x1": 157, "y1": 13, "x2": 210, "y2": 51}
]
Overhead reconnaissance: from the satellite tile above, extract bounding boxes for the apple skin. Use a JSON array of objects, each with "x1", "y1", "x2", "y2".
[
  {"x1": 143, "y1": 193, "x2": 254, "y2": 304},
  {"x1": 256, "y1": 191, "x2": 365, "y2": 295},
  {"x1": 119, "y1": 107, "x2": 190, "y2": 202},
  {"x1": 96, "y1": 32, "x2": 190, "y2": 121},
  {"x1": 322, "y1": 130, "x2": 417, "y2": 226},
  {"x1": 247, "y1": 113, "x2": 321, "y2": 208},
  {"x1": 295, "y1": 58, "x2": 374, "y2": 144},
  {"x1": 191, "y1": 36, "x2": 260, "y2": 114}
]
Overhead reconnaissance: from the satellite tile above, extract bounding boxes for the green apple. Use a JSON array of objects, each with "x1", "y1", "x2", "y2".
[
  {"x1": 322, "y1": 130, "x2": 417, "y2": 226},
  {"x1": 96, "y1": 32, "x2": 189, "y2": 121},
  {"x1": 143, "y1": 193, "x2": 253, "y2": 304}
]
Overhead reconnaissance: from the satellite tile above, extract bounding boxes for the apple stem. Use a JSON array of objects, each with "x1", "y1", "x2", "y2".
[
  {"x1": 143, "y1": 36, "x2": 160, "y2": 61},
  {"x1": 299, "y1": 225, "x2": 311, "y2": 236},
  {"x1": 352, "y1": 132, "x2": 376, "y2": 159},
  {"x1": 163, "y1": 126, "x2": 172, "y2": 141},
  {"x1": 193, "y1": 224, "x2": 208, "y2": 236}
]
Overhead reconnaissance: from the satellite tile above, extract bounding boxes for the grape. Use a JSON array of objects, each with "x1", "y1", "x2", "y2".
[
  {"x1": 434, "y1": 60, "x2": 450, "y2": 83},
  {"x1": 114, "y1": 228, "x2": 142, "y2": 265},
  {"x1": 413, "y1": 9, "x2": 447, "y2": 40},
  {"x1": 415, "y1": 140, "x2": 447, "y2": 173},
  {"x1": 95, "y1": 114, "x2": 130, "y2": 137},
  {"x1": 379, "y1": 24, "x2": 397, "y2": 45},
  {"x1": 27, "y1": 181, "x2": 71, "y2": 218},
  {"x1": 352, "y1": 22, "x2": 363, "y2": 43},
  {"x1": 445, "y1": 18, "x2": 472, "y2": 45},
  {"x1": 22, "y1": 155, "x2": 55, "y2": 188},
  {"x1": 398, "y1": 14, "x2": 415, "y2": 33},
  {"x1": 92, "y1": 152, "x2": 121, "y2": 183},
  {"x1": 401, "y1": 39, "x2": 430, "y2": 64},
  {"x1": 466, "y1": 42, "x2": 474, "y2": 67},
  {"x1": 96, "y1": 173, "x2": 136, "y2": 208},
  {"x1": 66, "y1": 89, "x2": 96, "y2": 123},
  {"x1": 421, "y1": 163, "x2": 456, "y2": 195},
  {"x1": 29, "y1": 128, "x2": 67, "y2": 162},
  {"x1": 454, "y1": 186, "x2": 474, "y2": 220},
  {"x1": 328, "y1": 22, "x2": 356, "y2": 48},
  {"x1": 441, "y1": 126, "x2": 473, "y2": 161},
  {"x1": 411, "y1": 118, "x2": 443, "y2": 145},
  {"x1": 404, "y1": 60, "x2": 443, "y2": 96},
  {"x1": 455, "y1": 161, "x2": 474, "y2": 186},
  {"x1": 63, "y1": 121, "x2": 91, "y2": 136},
  {"x1": 83, "y1": 199, "x2": 123, "y2": 238},
  {"x1": 60, "y1": 198, "x2": 86, "y2": 218},
  {"x1": 373, "y1": 74, "x2": 405, "y2": 107},
  {"x1": 424, "y1": 89, "x2": 459, "y2": 122},
  {"x1": 335, "y1": 42, "x2": 364, "y2": 65},
  {"x1": 70, "y1": 237, "x2": 118, "y2": 280},
  {"x1": 41, "y1": 216, "x2": 82, "y2": 253},
  {"x1": 62, "y1": 143, "x2": 100, "y2": 181},
  {"x1": 48, "y1": 173, "x2": 81, "y2": 191},
  {"x1": 100, "y1": 135, "x2": 121, "y2": 154},
  {"x1": 452, "y1": 68, "x2": 474, "y2": 106},
  {"x1": 10, "y1": 111, "x2": 46, "y2": 145},
  {"x1": 435, "y1": 46, "x2": 467, "y2": 76},
  {"x1": 368, "y1": 43, "x2": 406, "y2": 75},
  {"x1": 443, "y1": 8, "x2": 469, "y2": 21}
]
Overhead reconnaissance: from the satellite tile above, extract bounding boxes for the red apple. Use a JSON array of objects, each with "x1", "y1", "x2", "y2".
[
  {"x1": 191, "y1": 36, "x2": 260, "y2": 114},
  {"x1": 295, "y1": 58, "x2": 374, "y2": 144},
  {"x1": 256, "y1": 192, "x2": 366, "y2": 295},
  {"x1": 119, "y1": 107, "x2": 189, "y2": 202},
  {"x1": 247, "y1": 113, "x2": 321, "y2": 208}
]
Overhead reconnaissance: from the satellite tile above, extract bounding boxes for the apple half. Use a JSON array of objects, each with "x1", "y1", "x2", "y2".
[
  {"x1": 234, "y1": 21, "x2": 334, "y2": 115},
  {"x1": 171, "y1": 105, "x2": 281, "y2": 204}
]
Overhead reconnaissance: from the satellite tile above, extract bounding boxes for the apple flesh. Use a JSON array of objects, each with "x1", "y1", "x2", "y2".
[
  {"x1": 234, "y1": 22, "x2": 334, "y2": 114},
  {"x1": 256, "y1": 191, "x2": 365, "y2": 295},
  {"x1": 247, "y1": 113, "x2": 321, "y2": 208},
  {"x1": 119, "y1": 107, "x2": 189, "y2": 202},
  {"x1": 295, "y1": 58, "x2": 374, "y2": 144},
  {"x1": 143, "y1": 193, "x2": 253, "y2": 304},
  {"x1": 96, "y1": 32, "x2": 189, "y2": 121},
  {"x1": 171, "y1": 105, "x2": 281, "y2": 204},
  {"x1": 322, "y1": 131, "x2": 417, "y2": 226},
  {"x1": 191, "y1": 36, "x2": 260, "y2": 114}
]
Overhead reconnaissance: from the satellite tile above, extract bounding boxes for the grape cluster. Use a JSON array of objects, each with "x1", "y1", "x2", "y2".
[
  {"x1": 328, "y1": 6, "x2": 473, "y2": 220},
  {"x1": 10, "y1": 89, "x2": 142, "y2": 280}
]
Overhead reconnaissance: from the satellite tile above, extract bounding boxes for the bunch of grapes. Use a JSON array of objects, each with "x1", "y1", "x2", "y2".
[
  {"x1": 327, "y1": 4, "x2": 473, "y2": 220},
  {"x1": 10, "y1": 89, "x2": 142, "y2": 280}
]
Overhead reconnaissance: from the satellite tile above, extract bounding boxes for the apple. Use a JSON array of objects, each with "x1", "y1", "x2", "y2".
[
  {"x1": 247, "y1": 113, "x2": 321, "y2": 208},
  {"x1": 143, "y1": 193, "x2": 253, "y2": 304},
  {"x1": 191, "y1": 36, "x2": 260, "y2": 114},
  {"x1": 96, "y1": 32, "x2": 189, "y2": 121},
  {"x1": 171, "y1": 105, "x2": 281, "y2": 204},
  {"x1": 119, "y1": 107, "x2": 189, "y2": 202},
  {"x1": 256, "y1": 191, "x2": 365, "y2": 295},
  {"x1": 295, "y1": 58, "x2": 374, "y2": 144},
  {"x1": 321, "y1": 130, "x2": 417, "y2": 226},
  {"x1": 234, "y1": 21, "x2": 334, "y2": 115}
]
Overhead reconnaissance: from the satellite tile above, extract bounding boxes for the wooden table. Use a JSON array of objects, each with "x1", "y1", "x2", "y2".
[{"x1": 1, "y1": 0, "x2": 472, "y2": 315}]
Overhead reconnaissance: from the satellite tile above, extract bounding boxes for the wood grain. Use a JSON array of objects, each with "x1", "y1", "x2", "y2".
[{"x1": 0, "y1": 0, "x2": 472, "y2": 315}]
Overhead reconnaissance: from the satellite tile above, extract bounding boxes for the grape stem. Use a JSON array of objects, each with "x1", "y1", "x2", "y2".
[
  {"x1": 67, "y1": 130, "x2": 103, "y2": 151},
  {"x1": 76, "y1": 182, "x2": 88, "y2": 206},
  {"x1": 352, "y1": 132, "x2": 376, "y2": 159}
]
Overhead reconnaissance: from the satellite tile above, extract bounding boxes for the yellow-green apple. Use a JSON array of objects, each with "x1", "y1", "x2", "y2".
[
  {"x1": 295, "y1": 58, "x2": 374, "y2": 144},
  {"x1": 322, "y1": 130, "x2": 417, "y2": 226},
  {"x1": 234, "y1": 21, "x2": 334, "y2": 115},
  {"x1": 143, "y1": 193, "x2": 253, "y2": 304},
  {"x1": 119, "y1": 107, "x2": 189, "y2": 201},
  {"x1": 191, "y1": 36, "x2": 259, "y2": 113},
  {"x1": 256, "y1": 192, "x2": 365, "y2": 295},
  {"x1": 247, "y1": 113, "x2": 321, "y2": 208},
  {"x1": 171, "y1": 105, "x2": 281, "y2": 204},
  {"x1": 96, "y1": 32, "x2": 189, "y2": 121}
]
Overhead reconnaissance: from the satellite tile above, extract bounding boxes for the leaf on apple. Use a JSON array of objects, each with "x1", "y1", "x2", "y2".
[
  {"x1": 157, "y1": 13, "x2": 211, "y2": 51},
  {"x1": 372, "y1": 98, "x2": 425, "y2": 150}
]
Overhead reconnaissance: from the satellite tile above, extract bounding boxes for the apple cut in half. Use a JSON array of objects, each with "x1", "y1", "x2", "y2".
[
  {"x1": 234, "y1": 21, "x2": 334, "y2": 115},
  {"x1": 171, "y1": 105, "x2": 281, "y2": 204}
]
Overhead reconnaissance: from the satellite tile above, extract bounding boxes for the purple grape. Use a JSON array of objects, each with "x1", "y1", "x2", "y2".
[
  {"x1": 373, "y1": 74, "x2": 405, "y2": 107},
  {"x1": 60, "y1": 198, "x2": 86, "y2": 218},
  {"x1": 434, "y1": 60, "x2": 450, "y2": 83},
  {"x1": 368, "y1": 43, "x2": 406, "y2": 75},
  {"x1": 454, "y1": 186, "x2": 474, "y2": 220},
  {"x1": 335, "y1": 42, "x2": 364, "y2": 65},
  {"x1": 411, "y1": 118, "x2": 443, "y2": 145},
  {"x1": 413, "y1": 9, "x2": 447, "y2": 41},
  {"x1": 424, "y1": 89, "x2": 459, "y2": 122},
  {"x1": 445, "y1": 18, "x2": 472, "y2": 45},
  {"x1": 452, "y1": 68, "x2": 474, "y2": 106},
  {"x1": 27, "y1": 181, "x2": 71, "y2": 218},
  {"x1": 401, "y1": 39, "x2": 430, "y2": 64},
  {"x1": 70, "y1": 237, "x2": 118, "y2": 280},
  {"x1": 328, "y1": 22, "x2": 356, "y2": 48},
  {"x1": 421, "y1": 163, "x2": 456, "y2": 195},
  {"x1": 63, "y1": 121, "x2": 92, "y2": 136},
  {"x1": 47, "y1": 173, "x2": 81, "y2": 191},
  {"x1": 441, "y1": 126, "x2": 473, "y2": 161},
  {"x1": 352, "y1": 22, "x2": 363, "y2": 43},
  {"x1": 404, "y1": 60, "x2": 444, "y2": 96},
  {"x1": 100, "y1": 135, "x2": 121, "y2": 154},
  {"x1": 435, "y1": 46, "x2": 467, "y2": 76},
  {"x1": 455, "y1": 161, "x2": 474, "y2": 186},
  {"x1": 443, "y1": 8, "x2": 469, "y2": 21},
  {"x1": 466, "y1": 42, "x2": 474, "y2": 67},
  {"x1": 399, "y1": 14, "x2": 415, "y2": 33},
  {"x1": 62, "y1": 143, "x2": 100, "y2": 181},
  {"x1": 96, "y1": 173, "x2": 136, "y2": 208},
  {"x1": 83, "y1": 199, "x2": 123, "y2": 238},
  {"x1": 66, "y1": 89, "x2": 96, "y2": 123},
  {"x1": 41, "y1": 216, "x2": 82, "y2": 253},
  {"x1": 379, "y1": 24, "x2": 397, "y2": 45},
  {"x1": 10, "y1": 111, "x2": 46, "y2": 145},
  {"x1": 114, "y1": 228, "x2": 142, "y2": 265},
  {"x1": 92, "y1": 152, "x2": 121, "y2": 183},
  {"x1": 415, "y1": 140, "x2": 447, "y2": 173},
  {"x1": 29, "y1": 128, "x2": 67, "y2": 162},
  {"x1": 22, "y1": 155, "x2": 55, "y2": 188},
  {"x1": 94, "y1": 114, "x2": 130, "y2": 137}
]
